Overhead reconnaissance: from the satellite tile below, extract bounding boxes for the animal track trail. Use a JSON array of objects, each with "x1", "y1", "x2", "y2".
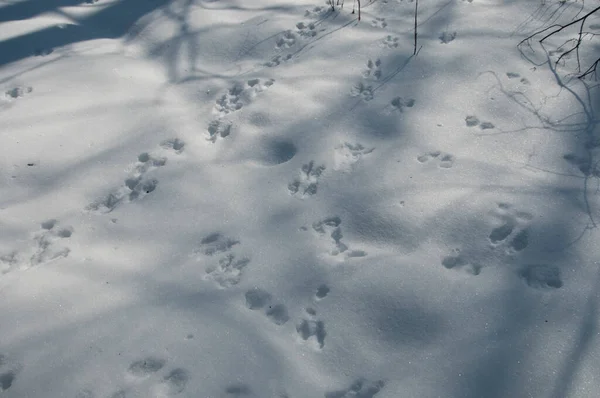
[
  {"x1": 87, "y1": 139, "x2": 185, "y2": 213},
  {"x1": 245, "y1": 288, "x2": 289, "y2": 325},
  {"x1": 1, "y1": 220, "x2": 74, "y2": 275},
  {"x1": 333, "y1": 142, "x2": 374, "y2": 172},
  {"x1": 563, "y1": 153, "x2": 600, "y2": 177},
  {"x1": 195, "y1": 233, "x2": 249, "y2": 288},
  {"x1": 489, "y1": 203, "x2": 533, "y2": 253},
  {"x1": 519, "y1": 264, "x2": 563, "y2": 289},
  {"x1": 380, "y1": 35, "x2": 399, "y2": 49},
  {"x1": 4, "y1": 86, "x2": 32, "y2": 100},
  {"x1": 371, "y1": 17, "x2": 387, "y2": 28},
  {"x1": 441, "y1": 249, "x2": 481, "y2": 276},
  {"x1": 465, "y1": 115, "x2": 495, "y2": 130},
  {"x1": 312, "y1": 216, "x2": 367, "y2": 259},
  {"x1": 296, "y1": 307, "x2": 326, "y2": 349},
  {"x1": 350, "y1": 83, "x2": 374, "y2": 102},
  {"x1": 362, "y1": 59, "x2": 382, "y2": 80},
  {"x1": 288, "y1": 161, "x2": 326, "y2": 198},
  {"x1": 325, "y1": 379, "x2": 385, "y2": 398},
  {"x1": 439, "y1": 31, "x2": 457, "y2": 44},
  {"x1": 417, "y1": 150, "x2": 455, "y2": 169}
]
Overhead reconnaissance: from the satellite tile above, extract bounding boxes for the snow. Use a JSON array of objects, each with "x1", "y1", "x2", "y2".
[{"x1": 1, "y1": 0, "x2": 600, "y2": 397}]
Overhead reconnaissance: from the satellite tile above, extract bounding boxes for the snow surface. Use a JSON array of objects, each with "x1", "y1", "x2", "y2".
[{"x1": 1, "y1": 0, "x2": 600, "y2": 397}]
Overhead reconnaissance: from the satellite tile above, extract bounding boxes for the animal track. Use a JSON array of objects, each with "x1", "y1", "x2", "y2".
[
  {"x1": 157, "y1": 368, "x2": 189, "y2": 395},
  {"x1": 417, "y1": 150, "x2": 454, "y2": 168},
  {"x1": 441, "y1": 249, "x2": 481, "y2": 275},
  {"x1": 205, "y1": 254, "x2": 250, "y2": 288},
  {"x1": 371, "y1": 17, "x2": 387, "y2": 28},
  {"x1": 519, "y1": 264, "x2": 563, "y2": 289},
  {"x1": 0, "y1": 354, "x2": 19, "y2": 393},
  {"x1": 87, "y1": 140, "x2": 184, "y2": 213},
  {"x1": 198, "y1": 233, "x2": 240, "y2": 256},
  {"x1": 465, "y1": 115, "x2": 494, "y2": 130},
  {"x1": 128, "y1": 357, "x2": 166, "y2": 377},
  {"x1": 315, "y1": 284, "x2": 330, "y2": 300},
  {"x1": 350, "y1": 83, "x2": 374, "y2": 101},
  {"x1": 362, "y1": 59, "x2": 382, "y2": 80},
  {"x1": 296, "y1": 21, "x2": 318, "y2": 38},
  {"x1": 196, "y1": 233, "x2": 249, "y2": 288},
  {"x1": 333, "y1": 142, "x2": 374, "y2": 172},
  {"x1": 312, "y1": 216, "x2": 367, "y2": 258},
  {"x1": 265, "y1": 54, "x2": 292, "y2": 67},
  {"x1": 380, "y1": 35, "x2": 399, "y2": 48},
  {"x1": 506, "y1": 71, "x2": 530, "y2": 85},
  {"x1": 489, "y1": 203, "x2": 533, "y2": 253},
  {"x1": 1, "y1": 220, "x2": 73, "y2": 275},
  {"x1": 214, "y1": 79, "x2": 274, "y2": 118},
  {"x1": 276, "y1": 31, "x2": 297, "y2": 50},
  {"x1": 296, "y1": 308, "x2": 326, "y2": 349},
  {"x1": 325, "y1": 379, "x2": 385, "y2": 398},
  {"x1": 288, "y1": 161, "x2": 326, "y2": 198},
  {"x1": 389, "y1": 96, "x2": 415, "y2": 112},
  {"x1": 304, "y1": 5, "x2": 330, "y2": 19},
  {"x1": 207, "y1": 119, "x2": 232, "y2": 142},
  {"x1": 245, "y1": 288, "x2": 289, "y2": 325},
  {"x1": 224, "y1": 383, "x2": 253, "y2": 396},
  {"x1": 5, "y1": 86, "x2": 32, "y2": 99},
  {"x1": 439, "y1": 31, "x2": 456, "y2": 44},
  {"x1": 563, "y1": 153, "x2": 600, "y2": 177}
]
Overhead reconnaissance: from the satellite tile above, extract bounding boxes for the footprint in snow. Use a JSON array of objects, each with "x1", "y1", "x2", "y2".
[
  {"x1": 4, "y1": 86, "x2": 32, "y2": 100},
  {"x1": 362, "y1": 59, "x2": 382, "y2": 80},
  {"x1": 1, "y1": 219, "x2": 74, "y2": 275},
  {"x1": 0, "y1": 354, "x2": 19, "y2": 393},
  {"x1": 417, "y1": 150, "x2": 454, "y2": 168},
  {"x1": 275, "y1": 31, "x2": 297, "y2": 50},
  {"x1": 519, "y1": 264, "x2": 563, "y2": 289},
  {"x1": 441, "y1": 248, "x2": 482, "y2": 276},
  {"x1": 371, "y1": 17, "x2": 387, "y2": 28},
  {"x1": 127, "y1": 357, "x2": 166, "y2": 377},
  {"x1": 296, "y1": 307, "x2": 326, "y2": 349},
  {"x1": 213, "y1": 78, "x2": 274, "y2": 119},
  {"x1": 195, "y1": 233, "x2": 250, "y2": 288},
  {"x1": 380, "y1": 35, "x2": 399, "y2": 49},
  {"x1": 312, "y1": 216, "x2": 367, "y2": 259},
  {"x1": 288, "y1": 161, "x2": 326, "y2": 198},
  {"x1": 350, "y1": 82, "x2": 374, "y2": 102},
  {"x1": 465, "y1": 115, "x2": 494, "y2": 130},
  {"x1": 265, "y1": 54, "x2": 292, "y2": 67},
  {"x1": 245, "y1": 288, "x2": 289, "y2": 325},
  {"x1": 333, "y1": 142, "x2": 374, "y2": 172},
  {"x1": 389, "y1": 97, "x2": 415, "y2": 113},
  {"x1": 87, "y1": 139, "x2": 184, "y2": 213},
  {"x1": 506, "y1": 71, "x2": 530, "y2": 85},
  {"x1": 439, "y1": 31, "x2": 456, "y2": 44},
  {"x1": 489, "y1": 202, "x2": 533, "y2": 253}
]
